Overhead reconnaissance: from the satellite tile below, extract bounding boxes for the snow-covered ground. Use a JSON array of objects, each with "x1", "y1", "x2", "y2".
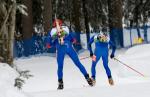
[
  {"x1": 0, "y1": 63, "x2": 29, "y2": 97},
  {"x1": 1, "y1": 43, "x2": 150, "y2": 97}
]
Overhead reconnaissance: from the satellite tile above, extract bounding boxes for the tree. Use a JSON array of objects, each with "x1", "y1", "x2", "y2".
[
  {"x1": 8, "y1": 1, "x2": 16, "y2": 65},
  {"x1": 123, "y1": 0, "x2": 150, "y2": 43},
  {"x1": 82, "y1": 0, "x2": 90, "y2": 47},
  {"x1": 133, "y1": 0, "x2": 142, "y2": 38},
  {"x1": 108, "y1": 0, "x2": 124, "y2": 48},
  {"x1": 43, "y1": 0, "x2": 52, "y2": 33},
  {"x1": 72, "y1": 0, "x2": 82, "y2": 51},
  {"x1": 22, "y1": 0, "x2": 34, "y2": 56},
  {"x1": 0, "y1": 0, "x2": 16, "y2": 65},
  {"x1": 0, "y1": 1, "x2": 7, "y2": 62}
]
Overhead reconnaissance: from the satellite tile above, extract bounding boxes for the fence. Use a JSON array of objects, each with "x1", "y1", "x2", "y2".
[
  {"x1": 123, "y1": 27, "x2": 150, "y2": 47},
  {"x1": 13, "y1": 27, "x2": 150, "y2": 58}
]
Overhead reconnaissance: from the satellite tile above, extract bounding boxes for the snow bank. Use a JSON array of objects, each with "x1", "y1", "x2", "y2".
[
  {"x1": 117, "y1": 44, "x2": 150, "y2": 77},
  {"x1": 0, "y1": 63, "x2": 30, "y2": 97}
]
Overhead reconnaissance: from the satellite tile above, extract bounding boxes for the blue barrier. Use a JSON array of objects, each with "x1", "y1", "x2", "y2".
[{"x1": 14, "y1": 34, "x2": 56, "y2": 58}]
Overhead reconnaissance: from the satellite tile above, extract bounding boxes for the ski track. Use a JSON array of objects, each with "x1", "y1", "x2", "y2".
[{"x1": 14, "y1": 47, "x2": 150, "y2": 97}]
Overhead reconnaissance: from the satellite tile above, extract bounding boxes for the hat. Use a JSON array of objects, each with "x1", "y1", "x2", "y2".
[{"x1": 53, "y1": 19, "x2": 63, "y2": 27}]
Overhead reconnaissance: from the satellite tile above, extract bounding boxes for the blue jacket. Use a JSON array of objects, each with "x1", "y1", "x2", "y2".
[
  {"x1": 46, "y1": 27, "x2": 76, "y2": 49},
  {"x1": 88, "y1": 34, "x2": 116, "y2": 56}
]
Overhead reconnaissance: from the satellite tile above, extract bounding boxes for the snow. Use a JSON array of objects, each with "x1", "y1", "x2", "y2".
[
  {"x1": 116, "y1": 44, "x2": 150, "y2": 78},
  {"x1": 17, "y1": 4, "x2": 28, "y2": 16},
  {"x1": 1, "y1": 43, "x2": 150, "y2": 97},
  {"x1": 0, "y1": 63, "x2": 29, "y2": 97}
]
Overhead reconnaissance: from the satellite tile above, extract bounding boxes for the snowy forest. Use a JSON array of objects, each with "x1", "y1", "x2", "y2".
[
  {"x1": 0, "y1": 0, "x2": 150, "y2": 65},
  {"x1": 1, "y1": 0, "x2": 150, "y2": 97}
]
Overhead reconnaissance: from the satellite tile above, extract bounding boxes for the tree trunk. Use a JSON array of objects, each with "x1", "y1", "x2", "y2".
[
  {"x1": 143, "y1": 11, "x2": 148, "y2": 43},
  {"x1": 82, "y1": 0, "x2": 90, "y2": 48},
  {"x1": 108, "y1": 0, "x2": 124, "y2": 48},
  {"x1": 72, "y1": 0, "x2": 82, "y2": 51},
  {"x1": 43, "y1": 0, "x2": 52, "y2": 33},
  {"x1": 0, "y1": 0, "x2": 16, "y2": 66},
  {"x1": 0, "y1": 1, "x2": 7, "y2": 63},
  {"x1": 7, "y1": 2, "x2": 16, "y2": 65},
  {"x1": 134, "y1": 6, "x2": 141, "y2": 38},
  {"x1": 22, "y1": 0, "x2": 34, "y2": 56}
]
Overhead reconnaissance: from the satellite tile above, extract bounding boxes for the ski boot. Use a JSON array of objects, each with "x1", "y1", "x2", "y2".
[
  {"x1": 57, "y1": 79, "x2": 64, "y2": 90},
  {"x1": 85, "y1": 74, "x2": 94, "y2": 86},
  {"x1": 108, "y1": 78, "x2": 114, "y2": 86},
  {"x1": 91, "y1": 77, "x2": 96, "y2": 86}
]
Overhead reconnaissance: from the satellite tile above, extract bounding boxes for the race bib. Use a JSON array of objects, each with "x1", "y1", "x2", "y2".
[
  {"x1": 94, "y1": 34, "x2": 109, "y2": 43},
  {"x1": 50, "y1": 26, "x2": 69, "y2": 38}
]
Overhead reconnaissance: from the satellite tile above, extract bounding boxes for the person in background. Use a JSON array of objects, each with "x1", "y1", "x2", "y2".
[{"x1": 88, "y1": 29, "x2": 116, "y2": 86}]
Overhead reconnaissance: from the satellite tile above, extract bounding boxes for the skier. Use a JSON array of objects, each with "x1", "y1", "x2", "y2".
[
  {"x1": 88, "y1": 29, "x2": 116, "y2": 86},
  {"x1": 46, "y1": 19, "x2": 93, "y2": 89}
]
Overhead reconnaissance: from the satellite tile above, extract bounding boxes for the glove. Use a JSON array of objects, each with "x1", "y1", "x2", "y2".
[
  {"x1": 72, "y1": 38, "x2": 77, "y2": 44},
  {"x1": 110, "y1": 54, "x2": 114, "y2": 59},
  {"x1": 92, "y1": 55, "x2": 96, "y2": 62},
  {"x1": 46, "y1": 43, "x2": 51, "y2": 48},
  {"x1": 90, "y1": 53, "x2": 93, "y2": 57}
]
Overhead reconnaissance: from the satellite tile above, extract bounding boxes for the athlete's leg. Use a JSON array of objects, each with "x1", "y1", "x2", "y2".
[
  {"x1": 91, "y1": 51, "x2": 101, "y2": 80},
  {"x1": 102, "y1": 53, "x2": 112, "y2": 79},
  {"x1": 67, "y1": 48, "x2": 88, "y2": 76},
  {"x1": 57, "y1": 47, "x2": 66, "y2": 81}
]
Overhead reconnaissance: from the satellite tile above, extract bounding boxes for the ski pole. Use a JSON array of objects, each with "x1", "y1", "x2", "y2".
[
  {"x1": 113, "y1": 57, "x2": 145, "y2": 77},
  {"x1": 80, "y1": 56, "x2": 90, "y2": 60}
]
